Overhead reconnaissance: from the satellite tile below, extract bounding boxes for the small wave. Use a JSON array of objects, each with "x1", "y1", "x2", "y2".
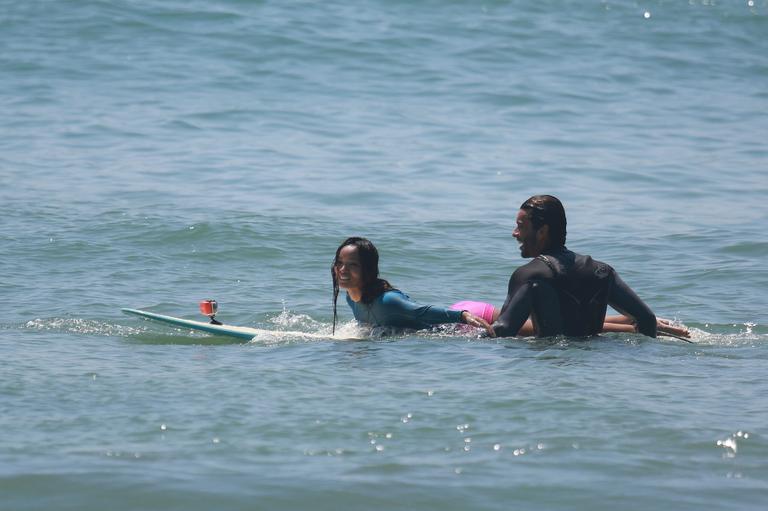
[
  {"x1": 664, "y1": 322, "x2": 765, "y2": 347},
  {"x1": 24, "y1": 317, "x2": 145, "y2": 337},
  {"x1": 252, "y1": 309, "x2": 368, "y2": 344},
  {"x1": 715, "y1": 430, "x2": 752, "y2": 459},
  {"x1": 263, "y1": 309, "x2": 490, "y2": 342},
  {"x1": 267, "y1": 308, "x2": 329, "y2": 333},
  {"x1": 718, "y1": 241, "x2": 768, "y2": 256}
]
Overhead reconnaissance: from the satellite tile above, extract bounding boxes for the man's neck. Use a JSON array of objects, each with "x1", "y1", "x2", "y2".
[{"x1": 542, "y1": 245, "x2": 567, "y2": 256}]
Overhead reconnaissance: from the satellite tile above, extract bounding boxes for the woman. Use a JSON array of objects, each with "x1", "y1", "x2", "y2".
[
  {"x1": 332, "y1": 237, "x2": 689, "y2": 338},
  {"x1": 331, "y1": 237, "x2": 494, "y2": 335}
]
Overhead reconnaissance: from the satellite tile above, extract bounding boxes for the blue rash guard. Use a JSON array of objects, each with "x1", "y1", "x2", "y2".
[{"x1": 345, "y1": 290, "x2": 464, "y2": 330}]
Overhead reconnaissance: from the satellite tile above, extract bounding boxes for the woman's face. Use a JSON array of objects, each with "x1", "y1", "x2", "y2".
[{"x1": 335, "y1": 245, "x2": 364, "y2": 292}]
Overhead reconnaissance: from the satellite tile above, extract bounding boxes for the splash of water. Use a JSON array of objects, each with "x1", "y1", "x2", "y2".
[{"x1": 24, "y1": 317, "x2": 145, "y2": 336}]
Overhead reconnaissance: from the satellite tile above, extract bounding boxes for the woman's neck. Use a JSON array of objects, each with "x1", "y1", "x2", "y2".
[{"x1": 346, "y1": 288, "x2": 363, "y2": 302}]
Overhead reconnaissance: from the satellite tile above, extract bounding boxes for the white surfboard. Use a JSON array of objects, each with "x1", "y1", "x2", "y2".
[{"x1": 122, "y1": 308, "x2": 345, "y2": 341}]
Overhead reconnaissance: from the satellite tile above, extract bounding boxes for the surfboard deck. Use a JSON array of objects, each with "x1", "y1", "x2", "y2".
[{"x1": 121, "y1": 308, "x2": 337, "y2": 341}]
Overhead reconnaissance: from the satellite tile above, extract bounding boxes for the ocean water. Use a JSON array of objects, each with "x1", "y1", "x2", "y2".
[{"x1": 2, "y1": 0, "x2": 768, "y2": 509}]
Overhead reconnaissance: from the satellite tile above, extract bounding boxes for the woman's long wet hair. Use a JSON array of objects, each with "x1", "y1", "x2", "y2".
[{"x1": 332, "y1": 237, "x2": 393, "y2": 334}]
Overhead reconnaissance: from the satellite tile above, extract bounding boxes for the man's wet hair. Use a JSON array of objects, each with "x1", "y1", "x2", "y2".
[{"x1": 520, "y1": 195, "x2": 567, "y2": 249}]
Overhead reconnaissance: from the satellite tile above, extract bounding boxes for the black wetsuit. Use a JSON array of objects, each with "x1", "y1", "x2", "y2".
[{"x1": 492, "y1": 247, "x2": 657, "y2": 338}]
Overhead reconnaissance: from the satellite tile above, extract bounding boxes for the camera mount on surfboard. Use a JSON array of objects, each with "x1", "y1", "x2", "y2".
[{"x1": 199, "y1": 299, "x2": 222, "y2": 325}]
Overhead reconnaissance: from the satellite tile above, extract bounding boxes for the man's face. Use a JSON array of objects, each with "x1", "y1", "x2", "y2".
[{"x1": 513, "y1": 209, "x2": 541, "y2": 258}]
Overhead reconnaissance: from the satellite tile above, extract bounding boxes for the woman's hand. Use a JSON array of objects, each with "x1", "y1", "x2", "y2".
[
  {"x1": 657, "y1": 317, "x2": 690, "y2": 338},
  {"x1": 461, "y1": 311, "x2": 496, "y2": 337}
]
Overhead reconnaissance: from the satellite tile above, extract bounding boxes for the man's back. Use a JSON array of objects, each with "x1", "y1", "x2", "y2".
[
  {"x1": 536, "y1": 250, "x2": 612, "y2": 336},
  {"x1": 493, "y1": 248, "x2": 656, "y2": 337}
]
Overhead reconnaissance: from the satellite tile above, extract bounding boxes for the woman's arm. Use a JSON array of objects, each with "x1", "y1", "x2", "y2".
[
  {"x1": 604, "y1": 314, "x2": 634, "y2": 324},
  {"x1": 601, "y1": 315, "x2": 690, "y2": 337},
  {"x1": 381, "y1": 291, "x2": 494, "y2": 335},
  {"x1": 601, "y1": 322, "x2": 641, "y2": 333}
]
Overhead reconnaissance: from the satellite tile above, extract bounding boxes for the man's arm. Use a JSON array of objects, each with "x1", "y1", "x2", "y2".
[
  {"x1": 492, "y1": 279, "x2": 535, "y2": 337},
  {"x1": 493, "y1": 261, "x2": 565, "y2": 337},
  {"x1": 607, "y1": 272, "x2": 657, "y2": 337}
]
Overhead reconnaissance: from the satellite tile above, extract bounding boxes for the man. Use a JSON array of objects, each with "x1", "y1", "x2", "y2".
[{"x1": 492, "y1": 195, "x2": 657, "y2": 338}]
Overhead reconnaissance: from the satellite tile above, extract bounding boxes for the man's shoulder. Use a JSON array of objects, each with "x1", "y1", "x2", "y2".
[
  {"x1": 512, "y1": 258, "x2": 554, "y2": 280},
  {"x1": 513, "y1": 249, "x2": 615, "y2": 281},
  {"x1": 567, "y1": 251, "x2": 614, "y2": 281}
]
